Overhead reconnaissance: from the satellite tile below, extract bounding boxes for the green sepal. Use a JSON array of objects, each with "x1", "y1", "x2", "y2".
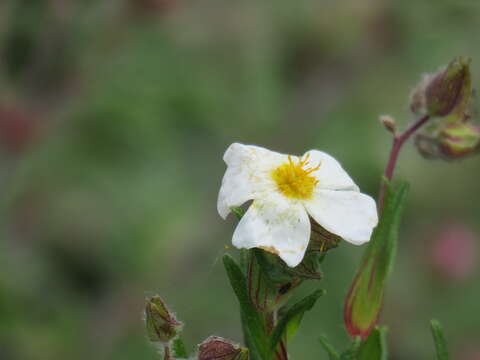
[
  {"x1": 254, "y1": 247, "x2": 322, "y2": 283},
  {"x1": 357, "y1": 327, "x2": 388, "y2": 360},
  {"x1": 431, "y1": 319, "x2": 449, "y2": 360},
  {"x1": 310, "y1": 220, "x2": 342, "y2": 253},
  {"x1": 222, "y1": 254, "x2": 268, "y2": 360},
  {"x1": 269, "y1": 289, "x2": 325, "y2": 351},
  {"x1": 230, "y1": 206, "x2": 246, "y2": 220}
]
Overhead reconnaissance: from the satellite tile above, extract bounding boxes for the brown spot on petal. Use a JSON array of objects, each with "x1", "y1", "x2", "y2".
[{"x1": 258, "y1": 245, "x2": 279, "y2": 255}]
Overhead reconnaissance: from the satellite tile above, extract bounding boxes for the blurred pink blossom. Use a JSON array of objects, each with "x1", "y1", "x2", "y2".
[
  {"x1": 0, "y1": 105, "x2": 38, "y2": 153},
  {"x1": 430, "y1": 223, "x2": 477, "y2": 280}
]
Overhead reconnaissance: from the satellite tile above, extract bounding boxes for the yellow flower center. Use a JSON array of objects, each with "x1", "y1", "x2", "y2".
[{"x1": 271, "y1": 155, "x2": 320, "y2": 199}]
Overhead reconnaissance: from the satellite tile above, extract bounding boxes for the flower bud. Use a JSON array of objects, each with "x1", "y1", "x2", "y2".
[
  {"x1": 438, "y1": 122, "x2": 480, "y2": 158},
  {"x1": 415, "y1": 122, "x2": 480, "y2": 160},
  {"x1": 198, "y1": 336, "x2": 248, "y2": 360},
  {"x1": 425, "y1": 56, "x2": 472, "y2": 117},
  {"x1": 145, "y1": 295, "x2": 183, "y2": 344},
  {"x1": 414, "y1": 133, "x2": 442, "y2": 159},
  {"x1": 379, "y1": 115, "x2": 397, "y2": 135},
  {"x1": 344, "y1": 256, "x2": 382, "y2": 339},
  {"x1": 344, "y1": 182, "x2": 409, "y2": 340}
]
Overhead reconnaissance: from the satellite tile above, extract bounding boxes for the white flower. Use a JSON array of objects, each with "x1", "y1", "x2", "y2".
[{"x1": 217, "y1": 143, "x2": 379, "y2": 267}]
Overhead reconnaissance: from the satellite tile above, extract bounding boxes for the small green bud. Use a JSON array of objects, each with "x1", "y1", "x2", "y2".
[
  {"x1": 344, "y1": 182, "x2": 409, "y2": 340},
  {"x1": 344, "y1": 256, "x2": 382, "y2": 339},
  {"x1": 425, "y1": 56, "x2": 472, "y2": 117},
  {"x1": 438, "y1": 122, "x2": 480, "y2": 158},
  {"x1": 198, "y1": 336, "x2": 248, "y2": 360},
  {"x1": 145, "y1": 296, "x2": 183, "y2": 344}
]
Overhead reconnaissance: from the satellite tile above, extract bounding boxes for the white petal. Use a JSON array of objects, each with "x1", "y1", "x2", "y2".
[
  {"x1": 303, "y1": 150, "x2": 359, "y2": 191},
  {"x1": 304, "y1": 190, "x2": 378, "y2": 245},
  {"x1": 217, "y1": 143, "x2": 287, "y2": 219},
  {"x1": 232, "y1": 194, "x2": 310, "y2": 267}
]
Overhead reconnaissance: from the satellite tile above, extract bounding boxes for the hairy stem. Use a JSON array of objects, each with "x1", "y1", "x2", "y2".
[
  {"x1": 378, "y1": 114, "x2": 430, "y2": 208},
  {"x1": 164, "y1": 344, "x2": 172, "y2": 360}
]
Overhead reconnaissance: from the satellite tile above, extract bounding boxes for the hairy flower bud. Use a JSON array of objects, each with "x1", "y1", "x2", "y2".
[
  {"x1": 198, "y1": 336, "x2": 248, "y2": 360},
  {"x1": 145, "y1": 296, "x2": 183, "y2": 344},
  {"x1": 415, "y1": 122, "x2": 480, "y2": 160},
  {"x1": 438, "y1": 122, "x2": 480, "y2": 158},
  {"x1": 410, "y1": 57, "x2": 472, "y2": 118},
  {"x1": 379, "y1": 115, "x2": 397, "y2": 135},
  {"x1": 425, "y1": 56, "x2": 472, "y2": 117}
]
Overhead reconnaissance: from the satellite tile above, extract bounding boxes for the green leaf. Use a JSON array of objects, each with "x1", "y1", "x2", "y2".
[
  {"x1": 340, "y1": 337, "x2": 361, "y2": 360},
  {"x1": 430, "y1": 319, "x2": 449, "y2": 360},
  {"x1": 269, "y1": 289, "x2": 325, "y2": 351},
  {"x1": 172, "y1": 337, "x2": 188, "y2": 358},
  {"x1": 357, "y1": 327, "x2": 388, "y2": 360},
  {"x1": 223, "y1": 254, "x2": 268, "y2": 360},
  {"x1": 344, "y1": 181, "x2": 409, "y2": 338},
  {"x1": 240, "y1": 309, "x2": 261, "y2": 360},
  {"x1": 318, "y1": 336, "x2": 340, "y2": 360}
]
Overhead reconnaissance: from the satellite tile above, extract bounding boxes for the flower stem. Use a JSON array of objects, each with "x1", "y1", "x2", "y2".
[
  {"x1": 270, "y1": 309, "x2": 288, "y2": 360},
  {"x1": 164, "y1": 344, "x2": 172, "y2": 360},
  {"x1": 378, "y1": 114, "x2": 430, "y2": 208}
]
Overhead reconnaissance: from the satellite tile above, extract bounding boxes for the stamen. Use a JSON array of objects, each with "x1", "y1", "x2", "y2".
[{"x1": 271, "y1": 156, "x2": 320, "y2": 199}]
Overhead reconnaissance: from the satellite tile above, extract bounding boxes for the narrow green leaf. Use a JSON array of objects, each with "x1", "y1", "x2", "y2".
[
  {"x1": 357, "y1": 327, "x2": 388, "y2": 360},
  {"x1": 241, "y1": 309, "x2": 261, "y2": 360},
  {"x1": 344, "y1": 181, "x2": 409, "y2": 339},
  {"x1": 223, "y1": 254, "x2": 268, "y2": 360},
  {"x1": 172, "y1": 337, "x2": 188, "y2": 358},
  {"x1": 431, "y1": 319, "x2": 449, "y2": 360},
  {"x1": 340, "y1": 337, "x2": 361, "y2": 360},
  {"x1": 269, "y1": 289, "x2": 325, "y2": 351},
  {"x1": 318, "y1": 336, "x2": 340, "y2": 360}
]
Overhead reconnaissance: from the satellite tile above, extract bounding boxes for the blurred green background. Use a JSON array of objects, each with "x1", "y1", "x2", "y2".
[{"x1": 0, "y1": 1, "x2": 479, "y2": 359}]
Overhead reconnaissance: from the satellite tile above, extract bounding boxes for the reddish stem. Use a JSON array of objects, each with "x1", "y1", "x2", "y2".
[{"x1": 378, "y1": 114, "x2": 430, "y2": 208}]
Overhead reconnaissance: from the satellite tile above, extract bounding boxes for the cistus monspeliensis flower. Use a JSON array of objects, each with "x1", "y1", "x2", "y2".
[{"x1": 217, "y1": 143, "x2": 378, "y2": 267}]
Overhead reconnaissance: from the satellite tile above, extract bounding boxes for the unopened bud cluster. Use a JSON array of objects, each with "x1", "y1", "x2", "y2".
[
  {"x1": 411, "y1": 56, "x2": 480, "y2": 160},
  {"x1": 145, "y1": 296, "x2": 247, "y2": 360}
]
